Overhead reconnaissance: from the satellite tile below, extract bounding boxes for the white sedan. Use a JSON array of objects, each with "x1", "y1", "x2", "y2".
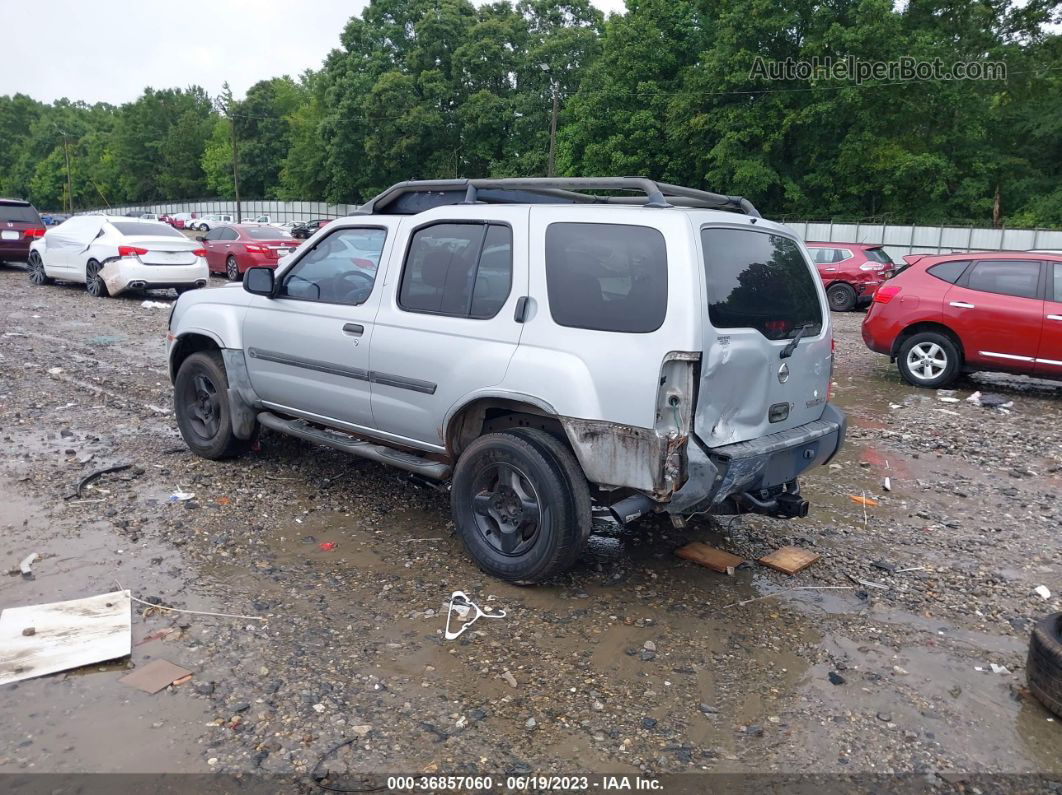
[{"x1": 27, "y1": 215, "x2": 208, "y2": 298}]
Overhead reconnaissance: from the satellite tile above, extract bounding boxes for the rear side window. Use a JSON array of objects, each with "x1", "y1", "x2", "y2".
[
  {"x1": 702, "y1": 228, "x2": 823, "y2": 340},
  {"x1": 1053, "y1": 262, "x2": 1062, "y2": 302},
  {"x1": 545, "y1": 223, "x2": 667, "y2": 333},
  {"x1": 399, "y1": 223, "x2": 512, "y2": 318},
  {"x1": 865, "y1": 248, "x2": 894, "y2": 264},
  {"x1": 0, "y1": 203, "x2": 41, "y2": 224},
  {"x1": 965, "y1": 260, "x2": 1041, "y2": 299},
  {"x1": 111, "y1": 221, "x2": 183, "y2": 238},
  {"x1": 927, "y1": 260, "x2": 970, "y2": 284}
]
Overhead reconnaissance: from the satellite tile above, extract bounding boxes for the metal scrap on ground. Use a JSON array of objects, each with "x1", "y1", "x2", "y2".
[
  {"x1": 0, "y1": 590, "x2": 131, "y2": 686},
  {"x1": 118, "y1": 658, "x2": 192, "y2": 694}
]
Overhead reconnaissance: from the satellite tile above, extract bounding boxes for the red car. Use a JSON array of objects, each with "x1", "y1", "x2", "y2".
[
  {"x1": 199, "y1": 224, "x2": 299, "y2": 281},
  {"x1": 0, "y1": 198, "x2": 46, "y2": 264},
  {"x1": 806, "y1": 242, "x2": 898, "y2": 312},
  {"x1": 862, "y1": 251, "x2": 1062, "y2": 387}
]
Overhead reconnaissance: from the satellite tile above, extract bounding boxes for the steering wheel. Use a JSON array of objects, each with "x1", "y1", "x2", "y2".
[{"x1": 336, "y1": 269, "x2": 375, "y2": 304}]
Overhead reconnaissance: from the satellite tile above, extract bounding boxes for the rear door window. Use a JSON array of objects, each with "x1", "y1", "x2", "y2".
[
  {"x1": 964, "y1": 260, "x2": 1041, "y2": 299},
  {"x1": 0, "y1": 203, "x2": 41, "y2": 225},
  {"x1": 702, "y1": 228, "x2": 823, "y2": 340},
  {"x1": 545, "y1": 223, "x2": 667, "y2": 333},
  {"x1": 1053, "y1": 262, "x2": 1062, "y2": 302}
]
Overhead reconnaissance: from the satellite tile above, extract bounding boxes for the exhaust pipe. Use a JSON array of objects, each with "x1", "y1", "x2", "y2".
[
  {"x1": 195, "y1": 279, "x2": 206, "y2": 287},
  {"x1": 129, "y1": 280, "x2": 146, "y2": 289},
  {"x1": 608, "y1": 494, "x2": 656, "y2": 525}
]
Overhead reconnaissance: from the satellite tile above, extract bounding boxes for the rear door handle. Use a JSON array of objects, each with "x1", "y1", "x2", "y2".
[
  {"x1": 342, "y1": 323, "x2": 364, "y2": 336},
  {"x1": 1048, "y1": 314, "x2": 1062, "y2": 321},
  {"x1": 949, "y1": 301, "x2": 975, "y2": 309}
]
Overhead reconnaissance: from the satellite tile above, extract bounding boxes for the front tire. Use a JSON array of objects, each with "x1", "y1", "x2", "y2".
[
  {"x1": 28, "y1": 251, "x2": 51, "y2": 285},
  {"x1": 826, "y1": 283, "x2": 857, "y2": 312},
  {"x1": 897, "y1": 331, "x2": 961, "y2": 388},
  {"x1": 451, "y1": 429, "x2": 591, "y2": 583},
  {"x1": 225, "y1": 256, "x2": 241, "y2": 282},
  {"x1": 174, "y1": 351, "x2": 252, "y2": 460},
  {"x1": 85, "y1": 259, "x2": 109, "y2": 298}
]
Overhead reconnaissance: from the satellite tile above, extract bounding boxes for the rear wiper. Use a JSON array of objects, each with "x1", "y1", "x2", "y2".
[{"x1": 780, "y1": 323, "x2": 814, "y2": 359}]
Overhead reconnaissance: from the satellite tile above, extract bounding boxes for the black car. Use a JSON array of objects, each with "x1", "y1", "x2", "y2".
[
  {"x1": 290, "y1": 218, "x2": 332, "y2": 239},
  {"x1": 0, "y1": 198, "x2": 45, "y2": 264}
]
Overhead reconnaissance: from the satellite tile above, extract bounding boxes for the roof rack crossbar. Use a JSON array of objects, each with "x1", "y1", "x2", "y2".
[{"x1": 358, "y1": 178, "x2": 759, "y2": 217}]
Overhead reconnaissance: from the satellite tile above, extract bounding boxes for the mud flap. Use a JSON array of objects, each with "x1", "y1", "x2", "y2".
[{"x1": 221, "y1": 349, "x2": 259, "y2": 440}]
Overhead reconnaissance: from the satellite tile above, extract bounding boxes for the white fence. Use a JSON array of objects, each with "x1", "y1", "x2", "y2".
[
  {"x1": 784, "y1": 221, "x2": 1062, "y2": 260},
  {"x1": 77, "y1": 199, "x2": 359, "y2": 225}
]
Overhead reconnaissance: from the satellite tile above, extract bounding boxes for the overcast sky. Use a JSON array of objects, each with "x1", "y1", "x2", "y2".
[{"x1": 1, "y1": 0, "x2": 628, "y2": 106}]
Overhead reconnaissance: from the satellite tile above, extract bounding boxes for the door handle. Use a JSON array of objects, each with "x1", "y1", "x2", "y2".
[
  {"x1": 342, "y1": 323, "x2": 364, "y2": 336},
  {"x1": 1048, "y1": 314, "x2": 1062, "y2": 321},
  {"x1": 949, "y1": 301, "x2": 975, "y2": 309},
  {"x1": 514, "y1": 296, "x2": 530, "y2": 323}
]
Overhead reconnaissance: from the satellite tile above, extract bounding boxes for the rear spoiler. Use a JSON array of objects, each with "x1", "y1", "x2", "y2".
[{"x1": 902, "y1": 254, "x2": 927, "y2": 266}]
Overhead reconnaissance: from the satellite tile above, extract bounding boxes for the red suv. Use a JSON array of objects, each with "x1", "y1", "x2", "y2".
[
  {"x1": 862, "y1": 252, "x2": 1062, "y2": 387},
  {"x1": 806, "y1": 242, "x2": 897, "y2": 312},
  {"x1": 0, "y1": 199, "x2": 46, "y2": 265}
]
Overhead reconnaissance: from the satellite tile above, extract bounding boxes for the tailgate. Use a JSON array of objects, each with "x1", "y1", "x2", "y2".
[{"x1": 696, "y1": 226, "x2": 833, "y2": 447}]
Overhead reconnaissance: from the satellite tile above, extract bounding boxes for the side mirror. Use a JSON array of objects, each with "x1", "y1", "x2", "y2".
[
  {"x1": 195, "y1": 235, "x2": 206, "y2": 242},
  {"x1": 244, "y1": 266, "x2": 275, "y2": 297}
]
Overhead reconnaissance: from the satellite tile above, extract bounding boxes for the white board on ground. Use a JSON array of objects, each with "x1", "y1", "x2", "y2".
[{"x1": 0, "y1": 590, "x2": 132, "y2": 686}]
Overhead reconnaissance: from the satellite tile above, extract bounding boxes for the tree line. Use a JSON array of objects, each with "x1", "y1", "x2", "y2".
[{"x1": 1, "y1": 0, "x2": 1059, "y2": 226}]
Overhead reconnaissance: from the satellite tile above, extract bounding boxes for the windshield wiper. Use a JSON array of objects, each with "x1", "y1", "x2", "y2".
[{"x1": 780, "y1": 323, "x2": 814, "y2": 359}]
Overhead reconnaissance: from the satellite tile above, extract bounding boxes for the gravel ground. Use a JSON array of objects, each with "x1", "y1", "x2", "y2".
[{"x1": 0, "y1": 268, "x2": 1059, "y2": 791}]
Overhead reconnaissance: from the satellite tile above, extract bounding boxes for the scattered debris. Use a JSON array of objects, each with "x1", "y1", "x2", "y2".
[
  {"x1": 115, "y1": 581, "x2": 266, "y2": 622},
  {"x1": 118, "y1": 658, "x2": 192, "y2": 694},
  {"x1": 0, "y1": 590, "x2": 131, "y2": 686},
  {"x1": 21, "y1": 627, "x2": 35, "y2": 636},
  {"x1": 849, "y1": 494, "x2": 879, "y2": 507},
  {"x1": 828, "y1": 671, "x2": 846, "y2": 685},
  {"x1": 938, "y1": 396, "x2": 960, "y2": 403},
  {"x1": 318, "y1": 542, "x2": 337, "y2": 551},
  {"x1": 675, "y1": 541, "x2": 744, "y2": 575},
  {"x1": 168, "y1": 489, "x2": 195, "y2": 503},
  {"x1": 872, "y1": 560, "x2": 897, "y2": 573},
  {"x1": 67, "y1": 463, "x2": 134, "y2": 500},
  {"x1": 141, "y1": 300, "x2": 171, "y2": 309},
  {"x1": 1034, "y1": 585, "x2": 1051, "y2": 600},
  {"x1": 883, "y1": 476, "x2": 892, "y2": 491},
  {"x1": 18, "y1": 552, "x2": 38, "y2": 578},
  {"x1": 990, "y1": 663, "x2": 1010, "y2": 674},
  {"x1": 966, "y1": 391, "x2": 1013, "y2": 409},
  {"x1": 444, "y1": 590, "x2": 506, "y2": 640},
  {"x1": 47, "y1": 366, "x2": 63, "y2": 376},
  {"x1": 846, "y1": 573, "x2": 889, "y2": 590},
  {"x1": 501, "y1": 670, "x2": 518, "y2": 688},
  {"x1": 758, "y1": 546, "x2": 820, "y2": 575}
]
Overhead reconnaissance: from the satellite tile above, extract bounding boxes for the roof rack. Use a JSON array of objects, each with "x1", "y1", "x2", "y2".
[{"x1": 356, "y1": 177, "x2": 761, "y2": 218}]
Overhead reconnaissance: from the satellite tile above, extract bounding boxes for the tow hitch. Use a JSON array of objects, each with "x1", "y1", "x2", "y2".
[{"x1": 737, "y1": 482, "x2": 809, "y2": 518}]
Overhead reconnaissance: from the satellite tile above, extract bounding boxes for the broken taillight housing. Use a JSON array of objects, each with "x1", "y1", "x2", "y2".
[
  {"x1": 874, "y1": 286, "x2": 901, "y2": 304},
  {"x1": 118, "y1": 245, "x2": 149, "y2": 257}
]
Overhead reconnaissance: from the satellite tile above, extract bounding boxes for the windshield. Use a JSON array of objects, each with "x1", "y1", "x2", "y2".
[{"x1": 702, "y1": 228, "x2": 823, "y2": 341}]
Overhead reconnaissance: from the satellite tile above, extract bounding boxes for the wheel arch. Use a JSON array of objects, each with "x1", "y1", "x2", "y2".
[
  {"x1": 890, "y1": 322, "x2": 965, "y2": 362},
  {"x1": 444, "y1": 395, "x2": 570, "y2": 460},
  {"x1": 169, "y1": 331, "x2": 224, "y2": 384}
]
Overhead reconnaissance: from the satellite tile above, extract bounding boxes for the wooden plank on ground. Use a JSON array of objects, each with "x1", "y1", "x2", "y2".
[
  {"x1": 758, "y1": 546, "x2": 820, "y2": 575},
  {"x1": 675, "y1": 542, "x2": 744, "y2": 575}
]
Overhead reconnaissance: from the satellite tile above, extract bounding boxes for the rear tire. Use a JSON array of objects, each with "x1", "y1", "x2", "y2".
[
  {"x1": 897, "y1": 331, "x2": 961, "y2": 388},
  {"x1": 1027, "y1": 612, "x2": 1062, "y2": 718},
  {"x1": 85, "y1": 259, "x2": 109, "y2": 298},
  {"x1": 174, "y1": 351, "x2": 252, "y2": 460},
  {"x1": 27, "y1": 251, "x2": 51, "y2": 285},
  {"x1": 451, "y1": 429, "x2": 590, "y2": 583},
  {"x1": 226, "y1": 256, "x2": 241, "y2": 282},
  {"x1": 826, "y1": 283, "x2": 857, "y2": 312}
]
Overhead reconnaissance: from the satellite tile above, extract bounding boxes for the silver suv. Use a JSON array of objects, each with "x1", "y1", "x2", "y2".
[{"x1": 167, "y1": 178, "x2": 845, "y2": 582}]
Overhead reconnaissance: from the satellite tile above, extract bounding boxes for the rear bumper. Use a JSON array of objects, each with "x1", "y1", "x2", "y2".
[
  {"x1": 0, "y1": 242, "x2": 31, "y2": 263},
  {"x1": 668, "y1": 404, "x2": 847, "y2": 517},
  {"x1": 101, "y1": 258, "x2": 209, "y2": 295}
]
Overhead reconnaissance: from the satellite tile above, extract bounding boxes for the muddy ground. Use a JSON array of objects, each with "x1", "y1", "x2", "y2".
[{"x1": 0, "y1": 267, "x2": 1059, "y2": 791}]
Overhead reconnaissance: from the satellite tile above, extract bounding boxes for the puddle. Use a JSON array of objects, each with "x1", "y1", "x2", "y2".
[{"x1": 0, "y1": 484, "x2": 210, "y2": 773}]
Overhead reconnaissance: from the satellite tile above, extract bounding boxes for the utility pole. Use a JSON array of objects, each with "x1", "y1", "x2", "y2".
[
  {"x1": 56, "y1": 127, "x2": 74, "y2": 213},
  {"x1": 216, "y1": 83, "x2": 242, "y2": 222},
  {"x1": 547, "y1": 86, "x2": 559, "y2": 178}
]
